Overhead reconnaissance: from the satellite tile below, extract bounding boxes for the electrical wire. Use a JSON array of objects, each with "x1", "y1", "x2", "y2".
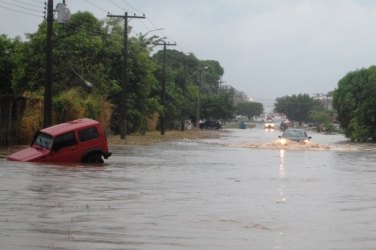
[
  {"x1": 0, "y1": 0, "x2": 42, "y2": 13},
  {"x1": 30, "y1": 0, "x2": 43, "y2": 4},
  {"x1": 85, "y1": 0, "x2": 108, "y2": 14},
  {"x1": 0, "y1": 4, "x2": 42, "y2": 18},
  {"x1": 119, "y1": 0, "x2": 143, "y2": 15},
  {"x1": 108, "y1": 0, "x2": 127, "y2": 12},
  {"x1": 12, "y1": 0, "x2": 42, "y2": 10}
]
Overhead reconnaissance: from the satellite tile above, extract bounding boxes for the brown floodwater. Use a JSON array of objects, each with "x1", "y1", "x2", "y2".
[{"x1": 1, "y1": 126, "x2": 376, "y2": 249}]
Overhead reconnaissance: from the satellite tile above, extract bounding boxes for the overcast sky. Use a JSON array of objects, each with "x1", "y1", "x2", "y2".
[{"x1": 1, "y1": 0, "x2": 376, "y2": 108}]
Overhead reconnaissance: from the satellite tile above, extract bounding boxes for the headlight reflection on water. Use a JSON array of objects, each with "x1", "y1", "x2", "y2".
[{"x1": 278, "y1": 149, "x2": 287, "y2": 203}]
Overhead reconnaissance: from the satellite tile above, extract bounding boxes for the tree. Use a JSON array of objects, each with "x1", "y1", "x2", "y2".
[
  {"x1": 152, "y1": 50, "x2": 230, "y2": 128},
  {"x1": 236, "y1": 102, "x2": 264, "y2": 121},
  {"x1": 309, "y1": 105, "x2": 332, "y2": 132},
  {"x1": 0, "y1": 35, "x2": 25, "y2": 145},
  {"x1": 0, "y1": 35, "x2": 18, "y2": 96},
  {"x1": 201, "y1": 92, "x2": 235, "y2": 121},
  {"x1": 333, "y1": 66, "x2": 376, "y2": 141},
  {"x1": 1, "y1": 9, "x2": 247, "y2": 144},
  {"x1": 274, "y1": 94, "x2": 317, "y2": 124}
]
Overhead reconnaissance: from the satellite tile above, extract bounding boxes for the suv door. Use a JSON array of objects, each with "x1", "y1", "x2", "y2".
[{"x1": 48, "y1": 132, "x2": 80, "y2": 162}]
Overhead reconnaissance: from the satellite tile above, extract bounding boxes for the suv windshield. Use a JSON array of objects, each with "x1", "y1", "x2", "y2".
[{"x1": 33, "y1": 132, "x2": 53, "y2": 149}]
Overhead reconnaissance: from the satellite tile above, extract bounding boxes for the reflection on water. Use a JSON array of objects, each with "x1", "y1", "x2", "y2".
[{"x1": 1, "y1": 128, "x2": 376, "y2": 249}]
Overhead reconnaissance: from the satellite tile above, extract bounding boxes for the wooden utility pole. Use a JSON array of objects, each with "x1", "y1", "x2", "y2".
[
  {"x1": 153, "y1": 41, "x2": 176, "y2": 135},
  {"x1": 107, "y1": 12, "x2": 145, "y2": 139},
  {"x1": 44, "y1": 0, "x2": 53, "y2": 128}
]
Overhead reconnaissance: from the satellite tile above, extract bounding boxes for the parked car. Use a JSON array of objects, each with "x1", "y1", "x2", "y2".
[
  {"x1": 199, "y1": 120, "x2": 222, "y2": 129},
  {"x1": 8, "y1": 118, "x2": 111, "y2": 163},
  {"x1": 278, "y1": 128, "x2": 312, "y2": 145}
]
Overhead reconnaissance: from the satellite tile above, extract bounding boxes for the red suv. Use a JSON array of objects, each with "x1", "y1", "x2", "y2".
[{"x1": 8, "y1": 118, "x2": 111, "y2": 163}]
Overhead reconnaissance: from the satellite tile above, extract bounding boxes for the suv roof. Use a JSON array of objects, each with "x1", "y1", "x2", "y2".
[{"x1": 41, "y1": 118, "x2": 100, "y2": 136}]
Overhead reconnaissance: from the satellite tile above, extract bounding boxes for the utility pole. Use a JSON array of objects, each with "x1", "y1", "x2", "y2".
[
  {"x1": 44, "y1": 0, "x2": 53, "y2": 128},
  {"x1": 44, "y1": 0, "x2": 70, "y2": 128},
  {"x1": 153, "y1": 41, "x2": 176, "y2": 135},
  {"x1": 107, "y1": 12, "x2": 145, "y2": 139},
  {"x1": 196, "y1": 67, "x2": 208, "y2": 129}
]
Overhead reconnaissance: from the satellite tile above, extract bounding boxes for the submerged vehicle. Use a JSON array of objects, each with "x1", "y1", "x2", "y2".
[
  {"x1": 278, "y1": 128, "x2": 312, "y2": 145},
  {"x1": 8, "y1": 118, "x2": 111, "y2": 163}
]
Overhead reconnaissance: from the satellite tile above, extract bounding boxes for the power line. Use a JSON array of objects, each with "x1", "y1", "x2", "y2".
[
  {"x1": 119, "y1": 0, "x2": 143, "y2": 15},
  {"x1": 0, "y1": 0, "x2": 42, "y2": 13},
  {"x1": 85, "y1": 0, "x2": 108, "y2": 14},
  {"x1": 0, "y1": 4, "x2": 42, "y2": 17},
  {"x1": 13, "y1": 0, "x2": 42, "y2": 10},
  {"x1": 108, "y1": 0, "x2": 127, "y2": 11}
]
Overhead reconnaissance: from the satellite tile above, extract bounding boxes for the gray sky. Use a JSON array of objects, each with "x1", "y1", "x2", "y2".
[{"x1": 1, "y1": 0, "x2": 376, "y2": 108}]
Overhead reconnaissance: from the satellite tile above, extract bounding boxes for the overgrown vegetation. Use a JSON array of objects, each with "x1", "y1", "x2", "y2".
[
  {"x1": 274, "y1": 93, "x2": 334, "y2": 131},
  {"x1": 0, "y1": 12, "x2": 245, "y2": 146},
  {"x1": 333, "y1": 66, "x2": 376, "y2": 141}
]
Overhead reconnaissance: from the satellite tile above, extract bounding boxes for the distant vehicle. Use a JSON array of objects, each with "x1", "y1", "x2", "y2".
[
  {"x1": 278, "y1": 128, "x2": 312, "y2": 145},
  {"x1": 239, "y1": 121, "x2": 246, "y2": 129},
  {"x1": 280, "y1": 120, "x2": 293, "y2": 130},
  {"x1": 264, "y1": 121, "x2": 275, "y2": 129},
  {"x1": 8, "y1": 118, "x2": 111, "y2": 163},
  {"x1": 199, "y1": 120, "x2": 222, "y2": 130}
]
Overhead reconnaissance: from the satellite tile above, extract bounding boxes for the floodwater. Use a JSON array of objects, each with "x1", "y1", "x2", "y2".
[{"x1": 1, "y1": 126, "x2": 376, "y2": 250}]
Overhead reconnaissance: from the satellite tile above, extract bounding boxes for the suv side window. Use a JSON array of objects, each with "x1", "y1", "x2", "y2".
[
  {"x1": 53, "y1": 132, "x2": 77, "y2": 149},
  {"x1": 78, "y1": 127, "x2": 99, "y2": 142}
]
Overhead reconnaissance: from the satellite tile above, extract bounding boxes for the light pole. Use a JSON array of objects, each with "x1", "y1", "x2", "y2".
[{"x1": 196, "y1": 66, "x2": 208, "y2": 128}]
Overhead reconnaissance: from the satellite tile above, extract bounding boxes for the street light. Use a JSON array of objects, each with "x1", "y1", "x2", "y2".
[
  {"x1": 196, "y1": 66, "x2": 208, "y2": 128},
  {"x1": 143, "y1": 28, "x2": 164, "y2": 37},
  {"x1": 138, "y1": 28, "x2": 164, "y2": 46}
]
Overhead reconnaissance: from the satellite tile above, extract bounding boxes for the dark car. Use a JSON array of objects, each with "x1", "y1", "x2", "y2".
[
  {"x1": 199, "y1": 120, "x2": 222, "y2": 130},
  {"x1": 278, "y1": 128, "x2": 312, "y2": 145}
]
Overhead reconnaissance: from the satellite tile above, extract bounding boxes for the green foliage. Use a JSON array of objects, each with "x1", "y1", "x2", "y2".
[
  {"x1": 236, "y1": 102, "x2": 264, "y2": 120},
  {"x1": 152, "y1": 50, "x2": 230, "y2": 127},
  {"x1": 309, "y1": 105, "x2": 329, "y2": 123},
  {"x1": 333, "y1": 66, "x2": 376, "y2": 141},
  {"x1": 274, "y1": 94, "x2": 317, "y2": 124},
  {"x1": 0, "y1": 35, "x2": 24, "y2": 96},
  {"x1": 201, "y1": 92, "x2": 235, "y2": 121},
  {"x1": 308, "y1": 105, "x2": 332, "y2": 131},
  {"x1": 1, "y1": 10, "x2": 244, "y2": 145}
]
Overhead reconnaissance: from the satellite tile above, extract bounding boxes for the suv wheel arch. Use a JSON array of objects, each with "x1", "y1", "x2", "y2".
[{"x1": 82, "y1": 150, "x2": 104, "y2": 163}]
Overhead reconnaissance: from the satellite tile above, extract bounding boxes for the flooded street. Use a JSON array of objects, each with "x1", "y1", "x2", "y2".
[{"x1": 1, "y1": 126, "x2": 376, "y2": 250}]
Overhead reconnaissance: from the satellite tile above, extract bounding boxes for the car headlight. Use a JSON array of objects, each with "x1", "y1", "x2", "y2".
[{"x1": 280, "y1": 138, "x2": 287, "y2": 145}]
